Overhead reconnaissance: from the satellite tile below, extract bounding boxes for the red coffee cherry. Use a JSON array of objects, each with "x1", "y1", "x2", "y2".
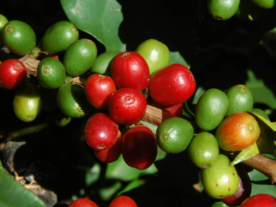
[
  {"x1": 69, "y1": 198, "x2": 98, "y2": 207},
  {"x1": 94, "y1": 130, "x2": 122, "y2": 163},
  {"x1": 84, "y1": 112, "x2": 119, "y2": 150},
  {"x1": 0, "y1": 59, "x2": 27, "y2": 90},
  {"x1": 122, "y1": 125, "x2": 157, "y2": 170},
  {"x1": 111, "y1": 51, "x2": 150, "y2": 91},
  {"x1": 109, "y1": 195, "x2": 137, "y2": 207}
]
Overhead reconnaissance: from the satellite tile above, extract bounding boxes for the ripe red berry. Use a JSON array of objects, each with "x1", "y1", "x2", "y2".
[
  {"x1": 69, "y1": 198, "x2": 98, "y2": 207},
  {"x1": 109, "y1": 195, "x2": 137, "y2": 207},
  {"x1": 111, "y1": 51, "x2": 150, "y2": 91},
  {"x1": 149, "y1": 63, "x2": 196, "y2": 106},
  {"x1": 240, "y1": 194, "x2": 276, "y2": 207},
  {"x1": 94, "y1": 130, "x2": 122, "y2": 163},
  {"x1": 108, "y1": 88, "x2": 147, "y2": 125},
  {"x1": 84, "y1": 112, "x2": 119, "y2": 150},
  {"x1": 0, "y1": 59, "x2": 27, "y2": 89},
  {"x1": 85, "y1": 74, "x2": 116, "y2": 110},
  {"x1": 122, "y1": 125, "x2": 157, "y2": 170}
]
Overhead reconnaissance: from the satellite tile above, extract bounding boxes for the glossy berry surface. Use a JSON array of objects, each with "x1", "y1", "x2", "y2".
[
  {"x1": 240, "y1": 194, "x2": 276, "y2": 207},
  {"x1": 85, "y1": 74, "x2": 116, "y2": 110},
  {"x1": 122, "y1": 125, "x2": 157, "y2": 170},
  {"x1": 111, "y1": 51, "x2": 150, "y2": 91},
  {"x1": 2, "y1": 20, "x2": 36, "y2": 56},
  {"x1": 215, "y1": 112, "x2": 260, "y2": 151},
  {"x1": 84, "y1": 112, "x2": 119, "y2": 150},
  {"x1": 149, "y1": 63, "x2": 196, "y2": 106},
  {"x1": 0, "y1": 59, "x2": 27, "y2": 90},
  {"x1": 94, "y1": 130, "x2": 122, "y2": 163},
  {"x1": 108, "y1": 88, "x2": 147, "y2": 125},
  {"x1": 69, "y1": 198, "x2": 98, "y2": 207},
  {"x1": 109, "y1": 195, "x2": 137, "y2": 207}
]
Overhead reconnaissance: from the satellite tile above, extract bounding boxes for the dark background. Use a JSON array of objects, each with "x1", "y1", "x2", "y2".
[{"x1": 1, "y1": 0, "x2": 276, "y2": 206}]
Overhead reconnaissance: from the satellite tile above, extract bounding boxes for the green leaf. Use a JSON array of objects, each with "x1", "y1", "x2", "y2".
[
  {"x1": 105, "y1": 155, "x2": 158, "y2": 181},
  {"x1": 117, "y1": 179, "x2": 146, "y2": 195},
  {"x1": 248, "y1": 111, "x2": 276, "y2": 157},
  {"x1": 60, "y1": 0, "x2": 126, "y2": 51},
  {"x1": 98, "y1": 181, "x2": 122, "y2": 200},
  {"x1": 251, "y1": 182, "x2": 276, "y2": 197},
  {"x1": 231, "y1": 142, "x2": 260, "y2": 165},
  {"x1": 192, "y1": 86, "x2": 206, "y2": 104},
  {"x1": 0, "y1": 160, "x2": 3, "y2": 172},
  {"x1": 249, "y1": 169, "x2": 269, "y2": 182},
  {"x1": 0, "y1": 171, "x2": 46, "y2": 207},
  {"x1": 85, "y1": 163, "x2": 101, "y2": 186},
  {"x1": 246, "y1": 69, "x2": 276, "y2": 109},
  {"x1": 170, "y1": 51, "x2": 190, "y2": 68},
  {"x1": 138, "y1": 120, "x2": 158, "y2": 135}
]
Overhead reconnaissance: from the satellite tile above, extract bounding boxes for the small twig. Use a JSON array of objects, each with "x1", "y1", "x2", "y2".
[
  {"x1": 241, "y1": 154, "x2": 276, "y2": 185},
  {"x1": 21, "y1": 56, "x2": 40, "y2": 76},
  {"x1": 1, "y1": 122, "x2": 50, "y2": 142},
  {"x1": 142, "y1": 105, "x2": 175, "y2": 126}
]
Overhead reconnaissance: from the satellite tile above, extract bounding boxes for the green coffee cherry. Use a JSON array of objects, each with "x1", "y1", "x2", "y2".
[
  {"x1": 188, "y1": 132, "x2": 219, "y2": 168},
  {"x1": 236, "y1": 0, "x2": 267, "y2": 21},
  {"x1": 251, "y1": 0, "x2": 276, "y2": 9},
  {"x1": 90, "y1": 50, "x2": 121, "y2": 75},
  {"x1": 37, "y1": 57, "x2": 66, "y2": 89},
  {"x1": 42, "y1": 21, "x2": 79, "y2": 55},
  {"x1": 63, "y1": 39, "x2": 97, "y2": 76},
  {"x1": 156, "y1": 117, "x2": 194, "y2": 153},
  {"x1": 2, "y1": 20, "x2": 36, "y2": 56},
  {"x1": 136, "y1": 39, "x2": 170, "y2": 75},
  {"x1": 200, "y1": 154, "x2": 239, "y2": 199},
  {"x1": 207, "y1": 0, "x2": 240, "y2": 20},
  {"x1": 0, "y1": 14, "x2": 8, "y2": 48},
  {"x1": 13, "y1": 82, "x2": 41, "y2": 122},
  {"x1": 195, "y1": 88, "x2": 229, "y2": 131},
  {"x1": 57, "y1": 83, "x2": 92, "y2": 118},
  {"x1": 225, "y1": 84, "x2": 253, "y2": 116}
]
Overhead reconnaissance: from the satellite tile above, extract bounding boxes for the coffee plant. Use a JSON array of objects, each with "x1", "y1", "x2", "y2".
[{"x1": 1, "y1": 0, "x2": 276, "y2": 206}]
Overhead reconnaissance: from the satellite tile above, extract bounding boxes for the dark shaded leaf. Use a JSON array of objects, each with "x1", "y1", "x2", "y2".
[
  {"x1": 246, "y1": 69, "x2": 276, "y2": 109},
  {"x1": 98, "y1": 181, "x2": 122, "y2": 200},
  {"x1": 248, "y1": 111, "x2": 276, "y2": 157},
  {"x1": 117, "y1": 179, "x2": 146, "y2": 195},
  {"x1": 0, "y1": 160, "x2": 3, "y2": 172},
  {"x1": 170, "y1": 51, "x2": 190, "y2": 68},
  {"x1": 0, "y1": 171, "x2": 46, "y2": 207}
]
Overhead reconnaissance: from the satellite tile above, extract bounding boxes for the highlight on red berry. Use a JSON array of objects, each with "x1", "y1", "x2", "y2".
[
  {"x1": 84, "y1": 112, "x2": 119, "y2": 150},
  {"x1": 0, "y1": 59, "x2": 27, "y2": 90},
  {"x1": 108, "y1": 87, "x2": 147, "y2": 125},
  {"x1": 94, "y1": 130, "x2": 122, "y2": 163},
  {"x1": 110, "y1": 51, "x2": 150, "y2": 91}
]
